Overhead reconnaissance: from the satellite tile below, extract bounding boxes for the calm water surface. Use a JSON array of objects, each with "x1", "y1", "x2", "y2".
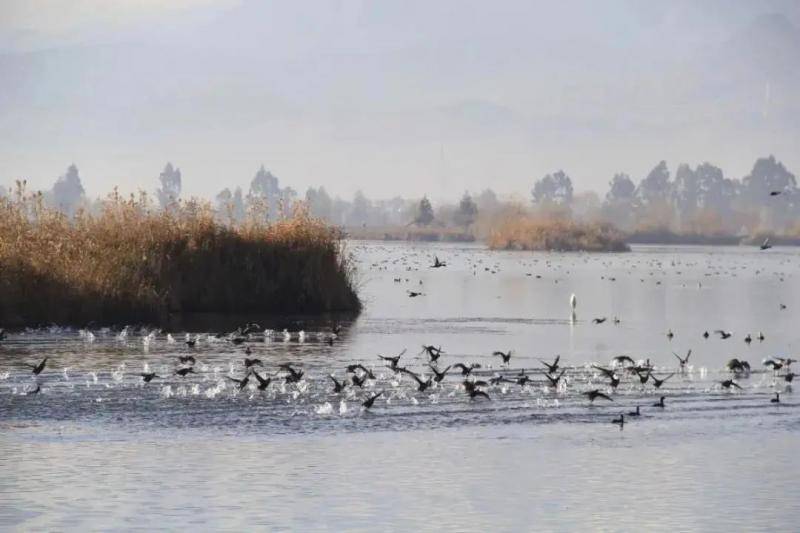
[{"x1": 2, "y1": 242, "x2": 799, "y2": 531}]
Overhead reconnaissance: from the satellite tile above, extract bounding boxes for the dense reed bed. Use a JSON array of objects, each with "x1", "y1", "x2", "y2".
[
  {"x1": 486, "y1": 215, "x2": 630, "y2": 252},
  {"x1": 0, "y1": 185, "x2": 360, "y2": 327}
]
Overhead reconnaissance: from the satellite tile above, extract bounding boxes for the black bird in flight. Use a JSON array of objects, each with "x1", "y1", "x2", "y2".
[
  {"x1": 350, "y1": 372, "x2": 368, "y2": 387},
  {"x1": 612, "y1": 355, "x2": 636, "y2": 367},
  {"x1": 760, "y1": 238, "x2": 772, "y2": 250},
  {"x1": 280, "y1": 364, "x2": 304, "y2": 384},
  {"x1": 543, "y1": 370, "x2": 567, "y2": 388},
  {"x1": 493, "y1": 350, "x2": 512, "y2": 364},
  {"x1": 593, "y1": 365, "x2": 619, "y2": 388},
  {"x1": 540, "y1": 355, "x2": 561, "y2": 374},
  {"x1": 428, "y1": 364, "x2": 451, "y2": 383},
  {"x1": 178, "y1": 355, "x2": 196, "y2": 365},
  {"x1": 452, "y1": 363, "x2": 480, "y2": 376},
  {"x1": 584, "y1": 389, "x2": 613, "y2": 402},
  {"x1": 715, "y1": 330, "x2": 732, "y2": 339},
  {"x1": 227, "y1": 373, "x2": 251, "y2": 391},
  {"x1": 431, "y1": 256, "x2": 447, "y2": 268},
  {"x1": 651, "y1": 373, "x2": 675, "y2": 389},
  {"x1": 634, "y1": 369, "x2": 650, "y2": 386},
  {"x1": 421, "y1": 345, "x2": 444, "y2": 362},
  {"x1": 726, "y1": 358, "x2": 750, "y2": 373},
  {"x1": 673, "y1": 349, "x2": 691, "y2": 369},
  {"x1": 592, "y1": 317, "x2": 607, "y2": 324},
  {"x1": 468, "y1": 388, "x2": 490, "y2": 400},
  {"x1": 346, "y1": 363, "x2": 376, "y2": 380},
  {"x1": 362, "y1": 391, "x2": 384, "y2": 409},
  {"x1": 720, "y1": 379, "x2": 742, "y2": 390},
  {"x1": 244, "y1": 358, "x2": 262, "y2": 369},
  {"x1": 329, "y1": 375, "x2": 347, "y2": 393},
  {"x1": 252, "y1": 370, "x2": 272, "y2": 391},
  {"x1": 28, "y1": 357, "x2": 48, "y2": 375},
  {"x1": 378, "y1": 349, "x2": 406, "y2": 371},
  {"x1": 402, "y1": 369, "x2": 433, "y2": 392},
  {"x1": 175, "y1": 367, "x2": 195, "y2": 377},
  {"x1": 140, "y1": 372, "x2": 160, "y2": 383}
]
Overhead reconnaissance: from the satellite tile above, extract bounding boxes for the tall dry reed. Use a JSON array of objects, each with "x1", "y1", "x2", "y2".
[
  {"x1": 486, "y1": 213, "x2": 629, "y2": 252},
  {"x1": 0, "y1": 182, "x2": 360, "y2": 327}
]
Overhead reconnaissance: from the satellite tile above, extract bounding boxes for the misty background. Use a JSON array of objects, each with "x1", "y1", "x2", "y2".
[{"x1": 1, "y1": 0, "x2": 799, "y2": 207}]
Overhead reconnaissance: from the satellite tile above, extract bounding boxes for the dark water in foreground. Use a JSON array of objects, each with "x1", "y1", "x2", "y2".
[{"x1": 2, "y1": 242, "x2": 799, "y2": 530}]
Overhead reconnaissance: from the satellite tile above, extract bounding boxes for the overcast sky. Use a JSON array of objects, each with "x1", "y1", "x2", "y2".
[{"x1": 1, "y1": 0, "x2": 799, "y2": 201}]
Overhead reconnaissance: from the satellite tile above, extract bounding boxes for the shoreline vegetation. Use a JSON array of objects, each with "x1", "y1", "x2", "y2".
[
  {"x1": 485, "y1": 216, "x2": 630, "y2": 252},
  {"x1": 0, "y1": 184, "x2": 360, "y2": 329},
  {"x1": 346, "y1": 223, "x2": 800, "y2": 249}
]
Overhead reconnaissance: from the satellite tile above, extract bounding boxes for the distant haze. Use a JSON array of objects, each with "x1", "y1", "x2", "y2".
[{"x1": 1, "y1": 0, "x2": 799, "y2": 201}]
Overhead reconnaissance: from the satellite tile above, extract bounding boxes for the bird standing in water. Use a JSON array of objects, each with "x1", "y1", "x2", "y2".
[{"x1": 570, "y1": 293, "x2": 577, "y2": 322}]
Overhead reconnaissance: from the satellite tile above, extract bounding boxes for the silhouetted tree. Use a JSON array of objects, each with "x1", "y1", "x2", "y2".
[
  {"x1": 305, "y1": 187, "x2": 333, "y2": 221},
  {"x1": 348, "y1": 190, "x2": 371, "y2": 226},
  {"x1": 247, "y1": 165, "x2": 281, "y2": 220},
  {"x1": 51, "y1": 164, "x2": 85, "y2": 216},
  {"x1": 454, "y1": 191, "x2": 478, "y2": 228},
  {"x1": 156, "y1": 162, "x2": 182, "y2": 209},
  {"x1": 605, "y1": 173, "x2": 636, "y2": 203},
  {"x1": 672, "y1": 163, "x2": 700, "y2": 222},
  {"x1": 636, "y1": 161, "x2": 671, "y2": 207},
  {"x1": 742, "y1": 155, "x2": 797, "y2": 203},
  {"x1": 532, "y1": 170, "x2": 573, "y2": 205},
  {"x1": 215, "y1": 187, "x2": 246, "y2": 223},
  {"x1": 741, "y1": 155, "x2": 799, "y2": 230},
  {"x1": 414, "y1": 196, "x2": 435, "y2": 225},
  {"x1": 602, "y1": 173, "x2": 637, "y2": 229},
  {"x1": 476, "y1": 188, "x2": 499, "y2": 213}
]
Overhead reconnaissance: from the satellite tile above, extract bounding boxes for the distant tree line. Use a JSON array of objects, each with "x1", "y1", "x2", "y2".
[
  {"x1": 10, "y1": 154, "x2": 798, "y2": 237},
  {"x1": 531, "y1": 156, "x2": 799, "y2": 235}
]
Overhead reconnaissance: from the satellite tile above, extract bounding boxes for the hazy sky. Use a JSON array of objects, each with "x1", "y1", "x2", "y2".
[{"x1": 1, "y1": 0, "x2": 799, "y2": 201}]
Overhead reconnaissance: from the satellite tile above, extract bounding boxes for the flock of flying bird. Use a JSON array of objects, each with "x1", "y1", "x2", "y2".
[{"x1": 6, "y1": 318, "x2": 795, "y2": 430}]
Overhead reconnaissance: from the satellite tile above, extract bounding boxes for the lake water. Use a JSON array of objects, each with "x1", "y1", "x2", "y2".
[{"x1": 2, "y1": 242, "x2": 799, "y2": 531}]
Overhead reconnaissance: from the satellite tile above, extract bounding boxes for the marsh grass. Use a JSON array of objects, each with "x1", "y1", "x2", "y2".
[
  {"x1": 0, "y1": 183, "x2": 360, "y2": 327},
  {"x1": 486, "y1": 213, "x2": 630, "y2": 252}
]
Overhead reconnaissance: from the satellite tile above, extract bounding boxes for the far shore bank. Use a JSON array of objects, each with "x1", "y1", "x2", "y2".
[{"x1": 343, "y1": 224, "x2": 800, "y2": 249}]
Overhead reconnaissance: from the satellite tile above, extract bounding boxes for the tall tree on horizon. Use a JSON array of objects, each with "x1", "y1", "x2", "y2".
[
  {"x1": 51, "y1": 164, "x2": 86, "y2": 216},
  {"x1": 156, "y1": 162, "x2": 182, "y2": 209}
]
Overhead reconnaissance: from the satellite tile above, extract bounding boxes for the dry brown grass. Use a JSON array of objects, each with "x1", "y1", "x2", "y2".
[
  {"x1": 486, "y1": 214, "x2": 629, "y2": 252},
  {"x1": 0, "y1": 183, "x2": 360, "y2": 327}
]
